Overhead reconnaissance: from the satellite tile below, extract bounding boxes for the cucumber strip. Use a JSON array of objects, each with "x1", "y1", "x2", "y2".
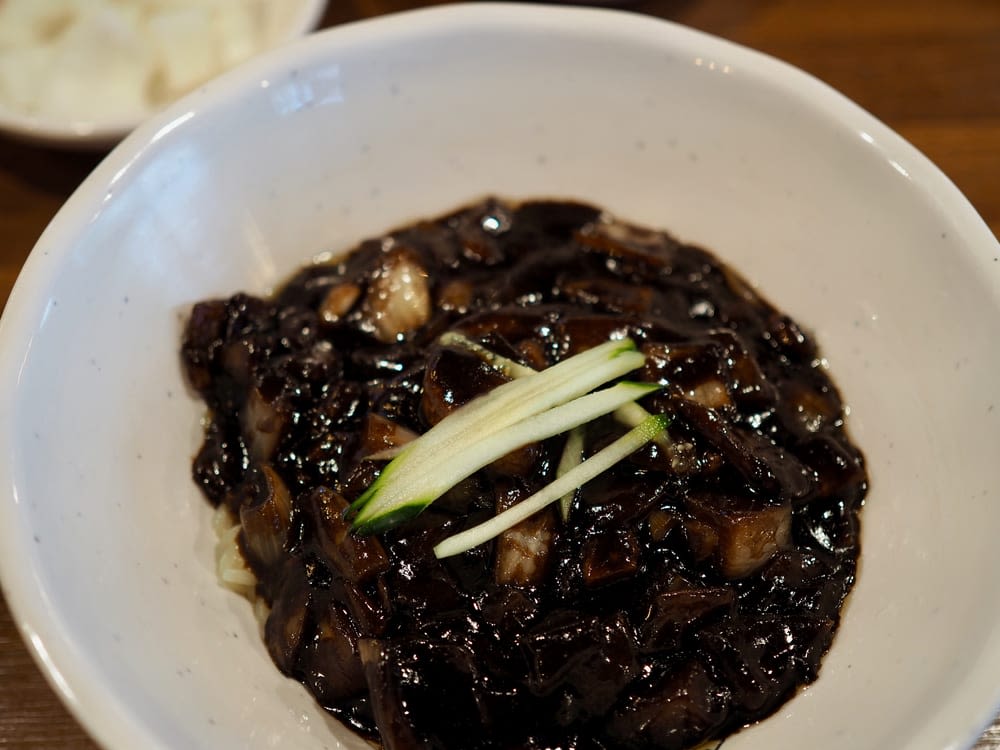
[
  {"x1": 433, "y1": 415, "x2": 670, "y2": 558},
  {"x1": 438, "y1": 331, "x2": 537, "y2": 378},
  {"x1": 556, "y1": 426, "x2": 585, "y2": 521},
  {"x1": 349, "y1": 338, "x2": 642, "y2": 518},
  {"x1": 349, "y1": 502, "x2": 427, "y2": 536},
  {"x1": 363, "y1": 445, "x2": 405, "y2": 461},
  {"x1": 350, "y1": 345, "x2": 644, "y2": 521},
  {"x1": 352, "y1": 382, "x2": 659, "y2": 534},
  {"x1": 440, "y1": 331, "x2": 673, "y2": 449},
  {"x1": 612, "y1": 400, "x2": 668, "y2": 439},
  {"x1": 357, "y1": 338, "x2": 637, "y2": 492}
]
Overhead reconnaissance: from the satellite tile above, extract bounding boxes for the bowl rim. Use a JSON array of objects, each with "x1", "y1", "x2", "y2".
[
  {"x1": 0, "y1": 0, "x2": 329, "y2": 149},
  {"x1": 1, "y1": 3, "x2": 998, "y2": 749}
]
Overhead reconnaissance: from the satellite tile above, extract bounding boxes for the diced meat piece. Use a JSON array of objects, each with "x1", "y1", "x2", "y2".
[
  {"x1": 494, "y1": 482, "x2": 556, "y2": 587},
  {"x1": 558, "y1": 314, "x2": 638, "y2": 353},
  {"x1": 683, "y1": 518, "x2": 719, "y2": 563},
  {"x1": 420, "y1": 345, "x2": 509, "y2": 426},
  {"x1": 581, "y1": 528, "x2": 641, "y2": 588},
  {"x1": 421, "y1": 345, "x2": 541, "y2": 475},
  {"x1": 684, "y1": 493, "x2": 792, "y2": 579}
]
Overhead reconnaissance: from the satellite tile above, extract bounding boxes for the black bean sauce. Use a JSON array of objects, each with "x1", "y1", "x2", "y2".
[{"x1": 181, "y1": 199, "x2": 867, "y2": 750}]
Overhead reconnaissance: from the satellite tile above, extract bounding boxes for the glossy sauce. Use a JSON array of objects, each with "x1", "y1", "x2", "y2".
[{"x1": 181, "y1": 199, "x2": 867, "y2": 750}]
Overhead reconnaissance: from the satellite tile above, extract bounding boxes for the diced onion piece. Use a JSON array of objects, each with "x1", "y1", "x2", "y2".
[{"x1": 364, "y1": 250, "x2": 432, "y2": 343}]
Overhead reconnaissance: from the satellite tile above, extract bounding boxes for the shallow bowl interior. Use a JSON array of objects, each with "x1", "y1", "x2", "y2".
[{"x1": 1, "y1": 4, "x2": 999, "y2": 750}]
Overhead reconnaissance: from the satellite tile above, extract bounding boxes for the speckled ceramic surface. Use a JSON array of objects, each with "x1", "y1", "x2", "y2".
[{"x1": 0, "y1": 5, "x2": 998, "y2": 750}]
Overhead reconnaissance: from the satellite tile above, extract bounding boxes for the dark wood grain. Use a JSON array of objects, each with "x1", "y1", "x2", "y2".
[{"x1": 1, "y1": 1, "x2": 998, "y2": 747}]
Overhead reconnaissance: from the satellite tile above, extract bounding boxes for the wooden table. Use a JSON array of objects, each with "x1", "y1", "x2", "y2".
[{"x1": 1, "y1": 1, "x2": 998, "y2": 747}]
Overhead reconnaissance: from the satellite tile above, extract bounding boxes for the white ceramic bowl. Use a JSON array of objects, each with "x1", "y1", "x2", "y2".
[
  {"x1": 1, "y1": 4, "x2": 999, "y2": 750},
  {"x1": 0, "y1": 0, "x2": 327, "y2": 148}
]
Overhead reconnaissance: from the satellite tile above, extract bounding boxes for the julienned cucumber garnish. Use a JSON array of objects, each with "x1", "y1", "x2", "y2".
[
  {"x1": 440, "y1": 331, "x2": 670, "y2": 522},
  {"x1": 437, "y1": 331, "x2": 537, "y2": 378},
  {"x1": 556, "y1": 425, "x2": 585, "y2": 521},
  {"x1": 349, "y1": 337, "x2": 651, "y2": 534},
  {"x1": 439, "y1": 331, "x2": 673, "y2": 449},
  {"x1": 433, "y1": 415, "x2": 670, "y2": 558},
  {"x1": 354, "y1": 381, "x2": 658, "y2": 534}
]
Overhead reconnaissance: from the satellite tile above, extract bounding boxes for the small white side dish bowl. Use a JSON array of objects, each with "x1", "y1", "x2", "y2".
[
  {"x1": 0, "y1": 0, "x2": 327, "y2": 148},
  {"x1": 1, "y1": 4, "x2": 999, "y2": 750}
]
